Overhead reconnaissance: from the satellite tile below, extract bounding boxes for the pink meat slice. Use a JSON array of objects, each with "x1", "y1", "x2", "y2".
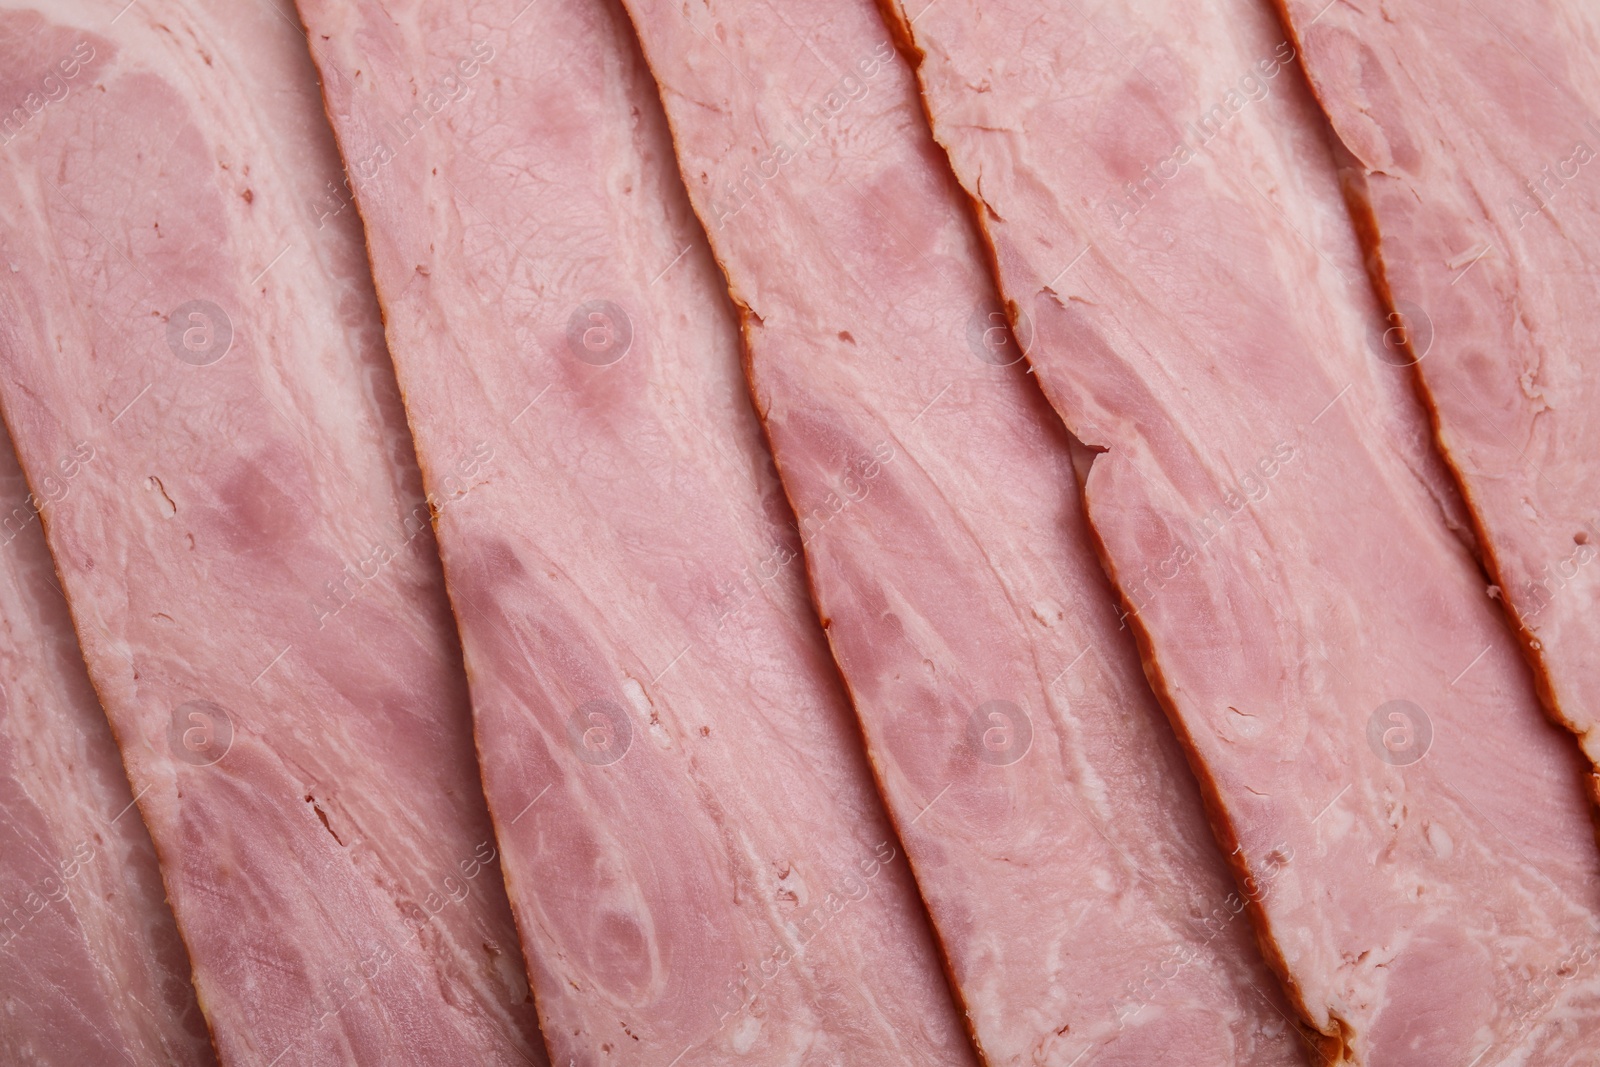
[
  {"x1": 1276, "y1": 0, "x2": 1600, "y2": 798},
  {"x1": 295, "y1": 0, "x2": 977, "y2": 1064},
  {"x1": 0, "y1": 433, "x2": 216, "y2": 1065},
  {"x1": 0, "y1": 3, "x2": 546, "y2": 1064},
  {"x1": 879, "y1": 0, "x2": 1600, "y2": 1063},
  {"x1": 613, "y1": 0, "x2": 1308, "y2": 1063}
]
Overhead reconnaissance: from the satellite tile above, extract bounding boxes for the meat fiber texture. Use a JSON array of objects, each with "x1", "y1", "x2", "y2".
[
  {"x1": 880, "y1": 0, "x2": 1600, "y2": 1063},
  {"x1": 0, "y1": 3, "x2": 546, "y2": 1064},
  {"x1": 615, "y1": 0, "x2": 1308, "y2": 1063},
  {"x1": 0, "y1": 431, "x2": 216, "y2": 1065},
  {"x1": 295, "y1": 0, "x2": 977, "y2": 1064},
  {"x1": 1276, "y1": 0, "x2": 1600, "y2": 797}
]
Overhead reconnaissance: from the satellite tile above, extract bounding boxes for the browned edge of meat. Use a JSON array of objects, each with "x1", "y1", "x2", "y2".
[
  {"x1": 3, "y1": 10, "x2": 541, "y2": 1052},
  {"x1": 1051, "y1": 428, "x2": 1330, "y2": 1067},
  {"x1": 300, "y1": 0, "x2": 972, "y2": 1062},
  {"x1": 874, "y1": 2, "x2": 1352, "y2": 1061},
  {"x1": 599, "y1": 1, "x2": 992, "y2": 1057},
  {"x1": 288, "y1": 4, "x2": 551, "y2": 1056},
  {"x1": 0, "y1": 423, "x2": 222, "y2": 1061},
  {"x1": 1266, "y1": 0, "x2": 1600, "y2": 827},
  {"x1": 1075, "y1": 477, "x2": 1350, "y2": 1066},
  {"x1": 738, "y1": 283, "x2": 989, "y2": 1067},
  {"x1": 0, "y1": 412, "x2": 224, "y2": 1065}
]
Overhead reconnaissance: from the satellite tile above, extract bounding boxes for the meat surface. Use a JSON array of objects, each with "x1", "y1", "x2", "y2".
[
  {"x1": 879, "y1": 0, "x2": 1600, "y2": 1062},
  {"x1": 1275, "y1": 0, "x2": 1600, "y2": 798},
  {"x1": 614, "y1": 0, "x2": 1308, "y2": 1063},
  {"x1": 296, "y1": 0, "x2": 977, "y2": 1064},
  {"x1": 0, "y1": 3, "x2": 545, "y2": 1064},
  {"x1": 0, "y1": 429, "x2": 216, "y2": 1066}
]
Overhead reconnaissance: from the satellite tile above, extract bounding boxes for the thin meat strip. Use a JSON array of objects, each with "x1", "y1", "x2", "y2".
[
  {"x1": 0, "y1": 2, "x2": 546, "y2": 1064},
  {"x1": 613, "y1": 0, "x2": 1309, "y2": 1063},
  {"x1": 296, "y1": 0, "x2": 977, "y2": 1064},
  {"x1": 1276, "y1": 0, "x2": 1600, "y2": 797},
  {"x1": 0, "y1": 428, "x2": 216, "y2": 1066},
  {"x1": 880, "y1": 0, "x2": 1600, "y2": 1062}
]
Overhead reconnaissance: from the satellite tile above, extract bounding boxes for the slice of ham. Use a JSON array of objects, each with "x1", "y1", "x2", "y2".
[
  {"x1": 0, "y1": 3, "x2": 546, "y2": 1064},
  {"x1": 0, "y1": 430, "x2": 216, "y2": 1066},
  {"x1": 879, "y1": 0, "x2": 1600, "y2": 1062},
  {"x1": 1275, "y1": 0, "x2": 1600, "y2": 797},
  {"x1": 296, "y1": 0, "x2": 977, "y2": 1063},
  {"x1": 614, "y1": 0, "x2": 1309, "y2": 1063}
]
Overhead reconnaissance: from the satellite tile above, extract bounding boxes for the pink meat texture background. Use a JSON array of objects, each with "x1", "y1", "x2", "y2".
[{"x1": 0, "y1": 0, "x2": 1594, "y2": 1065}]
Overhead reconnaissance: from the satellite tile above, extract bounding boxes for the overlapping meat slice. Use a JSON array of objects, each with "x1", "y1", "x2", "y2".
[
  {"x1": 0, "y1": 3, "x2": 545, "y2": 1063},
  {"x1": 879, "y1": 0, "x2": 1600, "y2": 1062},
  {"x1": 612, "y1": 0, "x2": 1309, "y2": 1063},
  {"x1": 295, "y1": 0, "x2": 976, "y2": 1063},
  {"x1": 1275, "y1": 0, "x2": 1600, "y2": 796},
  {"x1": 0, "y1": 430, "x2": 216, "y2": 1065}
]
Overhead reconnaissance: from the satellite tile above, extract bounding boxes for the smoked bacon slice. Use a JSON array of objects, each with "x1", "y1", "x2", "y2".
[
  {"x1": 296, "y1": 0, "x2": 978, "y2": 1063},
  {"x1": 1277, "y1": 0, "x2": 1600, "y2": 799},
  {"x1": 614, "y1": 0, "x2": 1310, "y2": 1063},
  {"x1": 879, "y1": 0, "x2": 1600, "y2": 1062},
  {"x1": 0, "y1": 2, "x2": 546, "y2": 1063},
  {"x1": 0, "y1": 426, "x2": 216, "y2": 1065}
]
